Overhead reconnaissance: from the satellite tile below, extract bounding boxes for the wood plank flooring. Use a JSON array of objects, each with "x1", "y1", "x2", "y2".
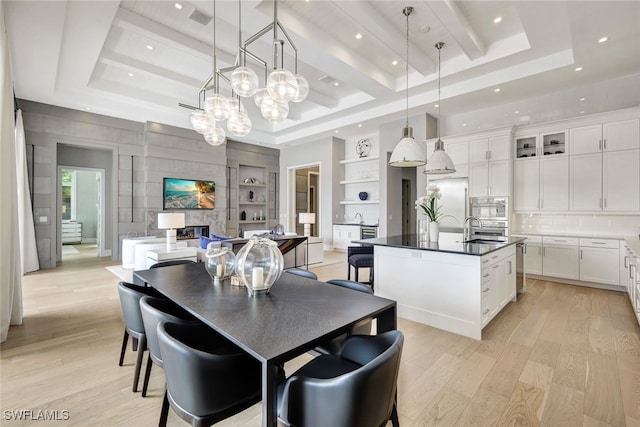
[{"x1": 1, "y1": 246, "x2": 639, "y2": 426}]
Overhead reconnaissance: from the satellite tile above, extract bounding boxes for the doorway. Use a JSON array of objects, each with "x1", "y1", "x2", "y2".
[
  {"x1": 401, "y1": 169, "x2": 417, "y2": 245},
  {"x1": 58, "y1": 166, "x2": 106, "y2": 260},
  {"x1": 288, "y1": 164, "x2": 320, "y2": 236}
]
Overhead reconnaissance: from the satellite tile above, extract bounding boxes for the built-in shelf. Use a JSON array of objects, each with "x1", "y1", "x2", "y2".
[
  {"x1": 340, "y1": 178, "x2": 379, "y2": 184},
  {"x1": 239, "y1": 183, "x2": 266, "y2": 187},
  {"x1": 339, "y1": 156, "x2": 380, "y2": 165},
  {"x1": 239, "y1": 202, "x2": 266, "y2": 205},
  {"x1": 239, "y1": 220, "x2": 266, "y2": 224},
  {"x1": 340, "y1": 200, "x2": 380, "y2": 205}
]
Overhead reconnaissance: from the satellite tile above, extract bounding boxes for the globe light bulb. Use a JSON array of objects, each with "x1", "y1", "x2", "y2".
[
  {"x1": 291, "y1": 74, "x2": 309, "y2": 103},
  {"x1": 231, "y1": 66, "x2": 259, "y2": 97},
  {"x1": 227, "y1": 109, "x2": 252, "y2": 137},
  {"x1": 254, "y1": 88, "x2": 269, "y2": 108},
  {"x1": 267, "y1": 68, "x2": 298, "y2": 102},
  {"x1": 204, "y1": 94, "x2": 230, "y2": 121},
  {"x1": 190, "y1": 110, "x2": 212, "y2": 134},
  {"x1": 204, "y1": 125, "x2": 226, "y2": 146},
  {"x1": 260, "y1": 94, "x2": 289, "y2": 123}
]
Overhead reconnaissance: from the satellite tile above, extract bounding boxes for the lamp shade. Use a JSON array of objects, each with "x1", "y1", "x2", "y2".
[
  {"x1": 424, "y1": 139, "x2": 456, "y2": 174},
  {"x1": 299, "y1": 213, "x2": 316, "y2": 224},
  {"x1": 158, "y1": 213, "x2": 185, "y2": 229},
  {"x1": 389, "y1": 126, "x2": 426, "y2": 167}
]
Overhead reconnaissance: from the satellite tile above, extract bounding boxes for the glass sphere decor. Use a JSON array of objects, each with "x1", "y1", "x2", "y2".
[
  {"x1": 254, "y1": 88, "x2": 269, "y2": 107},
  {"x1": 190, "y1": 110, "x2": 212, "y2": 134},
  {"x1": 267, "y1": 68, "x2": 298, "y2": 102},
  {"x1": 260, "y1": 94, "x2": 289, "y2": 123},
  {"x1": 205, "y1": 247, "x2": 236, "y2": 284},
  {"x1": 227, "y1": 110, "x2": 252, "y2": 137},
  {"x1": 204, "y1": 125, "x2": 226, "y2": 146},
  {"x1": 291, "y1": 74, "x2": 309, "y2": 103},
  {"x1": 204, "y1": 94, "x2": 230, "y2": 121},
  {"x1": 235, "y1": 237, "x2": 284, "y2": 295},
  {"x1": 231, "y1": 66, "x2": 259, "y2": 97}
]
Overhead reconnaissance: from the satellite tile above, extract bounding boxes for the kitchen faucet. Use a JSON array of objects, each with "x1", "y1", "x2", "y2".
[
  {"x1": 355, "y1": 212, "x2": 363, "y2": 224},
  {"x1": 463, "y1": 216, "x2": 482, "y2": 242}
]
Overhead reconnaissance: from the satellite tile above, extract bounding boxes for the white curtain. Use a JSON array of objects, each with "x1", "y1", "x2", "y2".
[
  {"x1": 15, "y1": 109, "x2": 39, "y2": 274},
  {"x1": 0, "y1": 1, "x2": 23, "y2": 342}
]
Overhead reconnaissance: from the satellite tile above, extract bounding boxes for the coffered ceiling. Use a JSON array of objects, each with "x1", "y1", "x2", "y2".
[{"x1": 5, "y1": 1, "x2": 640, "y2": 147}]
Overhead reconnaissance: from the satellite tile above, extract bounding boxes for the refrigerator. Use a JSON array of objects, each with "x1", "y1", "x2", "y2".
[{"x1": 430, "y1": 178, "x2": 468, "y2": 233}]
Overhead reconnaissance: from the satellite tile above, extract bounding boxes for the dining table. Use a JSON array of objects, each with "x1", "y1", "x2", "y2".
[{"x1": 134, "y1": 263, "x2": 397, "y2": 427}]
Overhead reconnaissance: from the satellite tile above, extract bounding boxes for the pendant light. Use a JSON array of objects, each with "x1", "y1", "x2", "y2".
[
  {"x1": 424, "y1": 42, "x2": 455, "y2": 174},
  {"x1": 201, "y1": 0, "x2": 227, "y2": 145},
  {"x1": 389, "y1": 6, "x2": 426, "y2": 168},
  {"x1": 230, "y1": 0, "x2": 259, "y2": 97}
]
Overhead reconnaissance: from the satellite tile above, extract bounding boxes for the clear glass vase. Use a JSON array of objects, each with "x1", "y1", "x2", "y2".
[
  {"x1": 235, "y1": 237, "x2": 284, "y2": 295},
  {"x1": 205, "y1": 246, "x2": 236, "y2": 284}
]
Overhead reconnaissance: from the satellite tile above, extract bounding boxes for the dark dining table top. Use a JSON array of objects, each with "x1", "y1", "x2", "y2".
[{"x1": 134, "y1": 263, "x2": 396, "y2": 363}]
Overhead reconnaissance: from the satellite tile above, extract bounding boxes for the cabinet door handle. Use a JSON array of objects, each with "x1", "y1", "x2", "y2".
[
  {"x1": 493, "y1": 264, "x2": 500, "y2": 269},
  {"x1": 538, "y1": 246, "x2": 542, "y2": 256},
  {"x1": 599, "y1": 198, "x2": 603, "y2": 208},
  {"x1": 591, "y1": 241, "x2": 607, "y2": 245},
  {"x1": 482, "y1": 259, "x2": 489, "y2": 264},
  {"x1": 604, "y1": 198, "x2": 607, "y2": 209},
  {"x1": 492, "y1": 255, "x2": 499, "y2": 259},
  {"x1": 508, "y1": 261, "x2": 512, "y2": 275},
  {"x1": 523, "y1": 244, "x2": 527, "y2": 254},
  {"x1": 482, "y1": 287, "x2": 490, "y2": 293},
  {"x1": 625, "y1": 256, "x2": 629, "y2": 268},
  {"x1": 482, "y1": 273, "x2": 490, "y2": 278},
  {"x1": 604, "y1": 138, "x2": 607, "y2": 150},
  {"x1": 483, "y1": 309, "x2": 490, "y2": 315},
  {"x1": 599, "y1": 139, "x2": 602, "y2": 150},
  {"x1": 580, "y1": 249, "x2": 583, "y2": 260},
  {"x1": 543, "y1": 247, "x2": 546, "y2": 257},
  {"x1": 541, "y1": 199, "x2": 543, "y2": 209}
]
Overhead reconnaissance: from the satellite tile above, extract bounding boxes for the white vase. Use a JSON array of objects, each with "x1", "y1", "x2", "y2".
[{"x1": 429, "y1": 222, "x2": 439, "y2": 242}]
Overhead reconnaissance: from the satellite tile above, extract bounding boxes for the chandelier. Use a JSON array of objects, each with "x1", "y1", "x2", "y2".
[{"x1": 186, "y1": 0, "x2": 308, "y2": 145}]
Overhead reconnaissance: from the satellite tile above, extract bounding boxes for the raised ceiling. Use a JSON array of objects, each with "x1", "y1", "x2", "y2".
[{"x1": 5, "y1": 1, "x2": 640, "y2": 147}]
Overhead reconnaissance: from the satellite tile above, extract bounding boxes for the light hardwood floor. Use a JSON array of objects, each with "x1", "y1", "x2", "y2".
[{"x1": 1, "y1": 245, "x2": 639, "y2": 426}]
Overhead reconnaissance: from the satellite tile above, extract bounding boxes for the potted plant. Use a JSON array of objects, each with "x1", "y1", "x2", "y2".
[{"x1": 415, "y1": 183, "x2": 452, "y2": 241}]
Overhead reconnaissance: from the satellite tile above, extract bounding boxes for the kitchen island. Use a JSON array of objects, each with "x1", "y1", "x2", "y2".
[{"x1": 358, "y1": 234, "x2": 525, "y2": 340}]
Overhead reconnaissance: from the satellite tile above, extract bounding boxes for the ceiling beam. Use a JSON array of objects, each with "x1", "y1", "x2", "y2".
[
  {"x1": 330, "y1": 1, "x2": 435, "y2": 76},
  {"x1": 423, "y1": 0, "x2": 485, "y2": 60}
]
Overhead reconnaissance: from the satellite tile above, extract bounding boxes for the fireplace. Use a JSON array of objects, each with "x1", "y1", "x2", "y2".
[{"x1": 177, "y1": 225, "x2": 210, "y2": 240}]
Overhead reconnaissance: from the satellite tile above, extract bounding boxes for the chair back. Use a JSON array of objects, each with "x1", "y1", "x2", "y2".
[
  {"x1": 139, "y1": 296, "x2": 197, "y2": 366},
  {"x1": 285, "y1": 268, "x2": 318, "y2": 280},
  {"x1": 117, "y1": 281, "x2": 163, "y2": 335},
  {"x1": 326, "y1": 279, "x2": 373, "y2": 336},
  {"x1": 280, "y1": 330, "x2": 403, "y2": 427},
  {"x1": 150, "y1": 260, "x2": 196, "y2": 269},
  {"x1": 157, "y1": 322, "x2": 261, "y2": 419}
]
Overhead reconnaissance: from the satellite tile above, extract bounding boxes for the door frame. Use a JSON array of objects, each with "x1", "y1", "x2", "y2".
[{"x1": 287, "y1": 162, "x2": 321, "y2": 237}]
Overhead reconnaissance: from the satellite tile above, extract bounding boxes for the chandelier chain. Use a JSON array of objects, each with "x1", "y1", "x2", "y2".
[{"x1": 405, "y1": 7, "x2": 410, "y2": 127}]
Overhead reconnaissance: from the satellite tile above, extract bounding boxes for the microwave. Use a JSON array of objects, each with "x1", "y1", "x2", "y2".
[{"x1": 469, "y1": 197, "x2": 508, "y2": 220}]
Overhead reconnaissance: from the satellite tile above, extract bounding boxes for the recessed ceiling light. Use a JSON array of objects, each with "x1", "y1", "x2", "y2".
[
  {"x1": 146, "y1": 45, "x2": 154, "y2": 51},
  {"x1": 333, "y1": 82, "x2": 340, "y2": 86},
  {"x1": 128, "y1": 72, "x2": 134, "y2": 77},
  {"x1": 392, "y1": 60, "x2": 398, "y2": 66},
  {"x1": 358, "y1": 124, "x2": 362, "y2": 128},
  {"x1": 598, "y1": 36, "x2": 608, "y2": 43},
  {"x1": 493, "y1": 16, "x2": 502, "y2": 24},
  {"x1": 174, "y1": 3, "x2": 182, "y2": 10},
  {"x1": 85, "y1": 107, "x2": 91, "y2": 111},
  {"x1": 335, "y1": 130, "x2": 339, "y2": 133},
  {"x1": 434, "y1": 104, "x2": 439, "y2": 108},
  {"x1": 355, "y1": 33, "x2": 363, "y2": 40},
  {"x1": 514, "y1": 110, "x2": 520, "y2": 114},
  {"x1": 494, "y1": 88, "x2": 501, "y2": 93},
  {"x1": 580, "y1": 97, "x2": 585, "y2": 101},
  {"x1": 575, "y1": 66, "x2": 583, "y2": 71},
  {"x1": 580, "y1": 111, "x2": 585, "y2": 114},
  {"x1": 462, "y1": 123, "x2": 467, "y2": 127},
  {"x1": 420, "y1": 25, "x2": 431, "y2": 33}
]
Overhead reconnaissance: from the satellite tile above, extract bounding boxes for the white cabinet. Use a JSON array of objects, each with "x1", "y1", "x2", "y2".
[
  {"x1": 512, "y1": 235, "x2": 543, "y2": 275},
  {"x1": 469, "y1": 135, "x2": 511, "y2": 197},
  {"x1": 569, "y1": 153, "x2": 602, "y2": 211},
  {"x1": 339, "y1": 156, "x2": 380, "y2": 204},
  {"x1": 514, "y1": 156, "x2": 568, "y2": 211},
  {"x1": 62, "y1": 221, "x2": 82, "y2": 244},
  {"x1": 480, "y1": 246, "x2": 516, "y2": 327},
  {"x1": 332, "y1": 225, "x2": 360, "y2": 251},
  {"x1": 542, "y1": 236, "x2": 579, "y2": 280},
  {"x1": 569, "y1": 119, "x2": 639, "y2": 155},
  {"x1": 579, "y1": 238, "x2": 619, "y2": 285}
]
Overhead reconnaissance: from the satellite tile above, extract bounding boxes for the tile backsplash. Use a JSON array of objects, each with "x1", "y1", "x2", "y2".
[{"x1": 513, "y1": 213, "x2": 640, "y2": 237}]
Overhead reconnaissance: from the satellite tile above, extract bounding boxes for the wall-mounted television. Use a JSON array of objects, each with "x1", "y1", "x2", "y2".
[{"x1": 163, "y1": 178, "x2": 215, "y2": 210}]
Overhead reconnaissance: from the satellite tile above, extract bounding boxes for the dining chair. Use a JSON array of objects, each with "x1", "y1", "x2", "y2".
[
  {"x1": 117, "y1": 281, "x2": 165, "y2": 392},
  {"x1": 313, "y1": 279, "x2": 373, "y2": 355},
  {"x1": 139, "y1": 296, "x2": 199, "y2": 398},
  {"x1": 150, "y1": 259, "x2": 197, "y2": 268},
  {"x1": 157, "y1": 322, "x2": 263, "y2": 427},
  {"x1": 278, "y1": 330, "x2": 404, "y2": 427},
  {"x1": 284, "y1": 268, "x2": 318, "y2": 280},
  {"x1": 347, "y1": 245, "x2": 374, "y2": 288}
]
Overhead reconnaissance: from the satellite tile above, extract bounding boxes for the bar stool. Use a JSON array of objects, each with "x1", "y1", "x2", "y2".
[{"x1": 347, "y1": 246, "x2": 374, "y2": 288}]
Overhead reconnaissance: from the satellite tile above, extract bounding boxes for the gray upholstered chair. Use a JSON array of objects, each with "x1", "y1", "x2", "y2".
[
  {"x1": 157, "y1": 322, "x2": 263, "y2": 427},
  {"x1": 139, "y1": 296, "x2": 199, "y2": 397},
  {"x1": 278, "y1": 330, "x2": 404, "y2": 427},
  {"x1": 117, "y1": 281, "x2": 164, "y2": 392},
  {"x1": 347, "y1": 245, "x2": 374, "y2": 288},
  {"x1": 285, "y1": 268, "x2": 318, "y2": 280},
  {"x1": 313, "y1": 279, "x2": 374, "y2": 355}
]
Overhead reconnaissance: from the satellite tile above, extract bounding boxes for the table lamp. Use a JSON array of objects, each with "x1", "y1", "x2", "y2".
[
  {"x1": 158, "y1": 212, "x2": 185, "y2": 251},
  {"x1": 299, "y1": 213, "x2": 316, "y2": 237}
]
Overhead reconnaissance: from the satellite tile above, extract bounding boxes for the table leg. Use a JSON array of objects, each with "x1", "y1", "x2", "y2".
[
  {"x1": 376, "y1": 304, "x2": 397, "y2": 333},
  {"x1": 262, "y1": 361, "x2": 279, "y2": 427}
]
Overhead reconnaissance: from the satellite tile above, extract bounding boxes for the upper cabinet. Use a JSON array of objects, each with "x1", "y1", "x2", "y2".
[
  {"x1": 469, "y1": 135, "x2": 511, "y2": 197},
  {"x1": 516, "y1": 130, "x2": 567, "y2": 160},
  {"x1": 569, "y1": 119, "x2": 639, "y2": 155}
]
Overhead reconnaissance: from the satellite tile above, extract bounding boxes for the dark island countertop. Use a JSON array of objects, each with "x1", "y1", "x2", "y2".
[{"x1": 353, "y1": 234, "x2": 526, "y2": 256}]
